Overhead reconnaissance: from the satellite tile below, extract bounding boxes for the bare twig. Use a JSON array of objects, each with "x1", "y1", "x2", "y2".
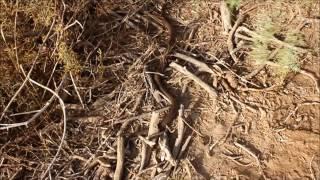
[
  {"x1": 0, "y1": 70, "x2": 34, "y2": 122},
  {"x1": 222, "y1": 153, "x2": 252, "y2": 166},
  {"x1": 173, "y1": 53, "x2": 215, "y2": 74},
  {"x1": 172, "y1": 105, "x2": 185, "y2": 159},
  {"x1": 140, "y1": 112, "x2": 160, "y2": 171},
  {"x1": 229, "y1": 95, "x2": 257, "y2": 113},
  {"x1": 0, "y1": 18, "x2": 56, "y2": 122},
  {"x1": 159, "y1": 131, "x2": 176, "y2": 166},
  {"x1": 14, "y1": 1, "x2": 19, "y2": 68},
  {"x1": 1, "y1": 66, "x2": 67, "y2": 179},
  {"x1": 234, "y1": 141, "x2": 260, "y2": 166},
  {"x1": 18, "y1": 74, "x2": 67, "y2": 180},
  {"x1": 9, "y1": 110, "x2": 40, "y2": 117},
  {"x1": 170, "y1": 62, "x2": 218, "y2": 98},
  {"x1": 206, "y1": 52, "x2": 261, "y2": 88},
  {"x1": 220, "y1": 1, "x2": 232, "y2": 34},
  {"x1": 70, "y1": 72, "x2": 85, "y2": 108},
  {"x1": 178, "y1": 135, "x2": 192, "y2": 159},
  {"x1": 42, "y1": 61, "x2": 59, "y2": 99},
  {"x1": 309, "y1": 155, "x2": 316, "y2": 180},
  {"x1": 114, "y1": 136, "x2": 125, "y2": 180},
  {"x1": 180, "y1": 116, "x2": 204, "y2": 138},
  {"x1": 0, "y1": 74, "x2": 67, "y2": 130}
]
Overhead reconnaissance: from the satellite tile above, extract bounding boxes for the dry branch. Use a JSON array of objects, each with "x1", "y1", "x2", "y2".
[
  {"x1": 23, "y1": 76, "x2": 67, "y2": 179},
  {"x1": 0, "y1": 18, "x2": 56, "y2": 122},
  {"x1": 0, "y1": 69, "x2": 66, "y2": 179},
  {"x1": 0, "y1": 74, "x2": 67, "y2": 130},
  {"x1": 178, "y1": 135, "x2": 192, "y2": 159},
  {"x1": 140, "y1": 112, "x2": 160, "y2": 171},
  {"x1": 70, "y1": 72, "x2": 85, "y2": 109},
  {"x1": 114, "y1": 136, "x2": 125, "y2": 180},
  {"x1": 169, "y1": 62, "x2": 218, "y2": 98},
  {"x1": 220, "y1": 1, "x2": 232, "y2": 34},
  {"x1": 159, "y1": 131, "x2": 176, "y2": 167},
  {"x1": 173, "y1": 53, "x2": 215, "y2": 74},
  {"x1": 234, "y1": 141, "x2": 260, "y2": 166},
  {"x1": 172, "y1": 105, "x2": 185, "y2": 159}
]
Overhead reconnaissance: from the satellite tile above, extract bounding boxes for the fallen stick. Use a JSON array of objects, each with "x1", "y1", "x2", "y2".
[
  {"x1": 0, "y1": 74, "x2": 67, "y2": 130},
  {"x1": 234, "y1": 141, "x2": 260, "y2": 166},
  {"x1": 178, "y1": 135, "x2": 192, "y2": 159},
  {"x1": 172, "y1": 105, "x2": 185, "y2": 159},
  {"x1": 173, "y1": 53, "x2": 215, "y2": 74},
  {"x1": 0, "y1": 19, "x2": 56, "y2": 122},
  {"x1": 159, "y1": 131, "x2": 176, "y2": 167},
  {"x1": 23, "y1": 72, "x2": 67, "y2": 179},
  {"x1": 140, "y1": 112, "x2": 160, "y2": 171},
  {"x1": 169, "y1": 62, "x2": 218, "y2": 98},
  {"x1": 220, "y1": 1, "x2": 232, "y2": 34},
  {"x1": 114, "y1": 136, "x2": 125, "y2": 180}
]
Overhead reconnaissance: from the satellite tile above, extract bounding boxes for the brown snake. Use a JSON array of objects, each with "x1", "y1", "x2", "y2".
[{"x1": 153, "y1": 2, "x2": 178, "y2": 129}]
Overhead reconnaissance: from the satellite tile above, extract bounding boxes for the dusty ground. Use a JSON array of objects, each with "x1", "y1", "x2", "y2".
[{"x1": 0, "y1": 0, "x2": 319, "y2": 179}]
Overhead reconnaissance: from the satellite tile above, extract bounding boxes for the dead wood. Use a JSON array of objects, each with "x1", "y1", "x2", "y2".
[
  {"x1": 220, "y1": 1, "x2": 232, "y2": 34},
  {"x1": 173, "y1": 53, "x2": 215, "y2": 74},
  {"x1": 169, "y1": 62, "x2": 218, "y2": 98},
  {"x1": 114, "y1": 136, "x2": 125, "y2": 180},
  {"x1": 172, "y1": 104, "x2": 185, "y2": 159},
  {"x1": 140, "y1": 112, "x2": 160, "y2": 171}
]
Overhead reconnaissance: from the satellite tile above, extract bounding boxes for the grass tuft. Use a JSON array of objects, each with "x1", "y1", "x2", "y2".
[
  {"x1": 248, "y1": 9, "x2": 304, "y2": 77},
  {"x1": 57, "y1": 42, "x2": 82, "y2": 73},
  {"x1": 226, "y1": 0, "x2": 241, "y2": 10}
]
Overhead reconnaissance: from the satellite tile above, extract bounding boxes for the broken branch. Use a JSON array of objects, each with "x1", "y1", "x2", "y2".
[{"x1": 169, "y1": 62, "x2": 218, "y2": 98}]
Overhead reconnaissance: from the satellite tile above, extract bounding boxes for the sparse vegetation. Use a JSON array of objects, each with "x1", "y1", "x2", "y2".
[
  {"x1": 0, "y1": 0, "x2": 319, "y2": 179},
  {"x1": 226, "y1": 0, "x2": 241, "y2": 10},
  {"x1": 249, "y1": 9, "x2": 304, "y2": 76}
]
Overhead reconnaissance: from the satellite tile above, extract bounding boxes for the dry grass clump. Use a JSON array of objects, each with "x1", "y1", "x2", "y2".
[
  {"x1": 0, "y1": 0, "x2": 166, "y2": 178},
  {"x1": 57, "y1": 42, "x2": 82, "y2": 72},
  {"x1": 0, "y1": 0, "x2": 103, "y2": 178}
]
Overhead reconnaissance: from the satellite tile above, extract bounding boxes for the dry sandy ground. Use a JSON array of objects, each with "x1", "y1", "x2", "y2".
[{"x1": 0, "y1": 0, "x2": 319, "y2": 179}]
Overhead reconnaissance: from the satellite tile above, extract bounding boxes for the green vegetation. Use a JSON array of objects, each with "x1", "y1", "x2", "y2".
[
  {"x1": 249, "y1": 9, "x2": 304, "y2": 76},
  {"x1": 226, "y1": 0, "x2": 241, "y2": 10}
]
